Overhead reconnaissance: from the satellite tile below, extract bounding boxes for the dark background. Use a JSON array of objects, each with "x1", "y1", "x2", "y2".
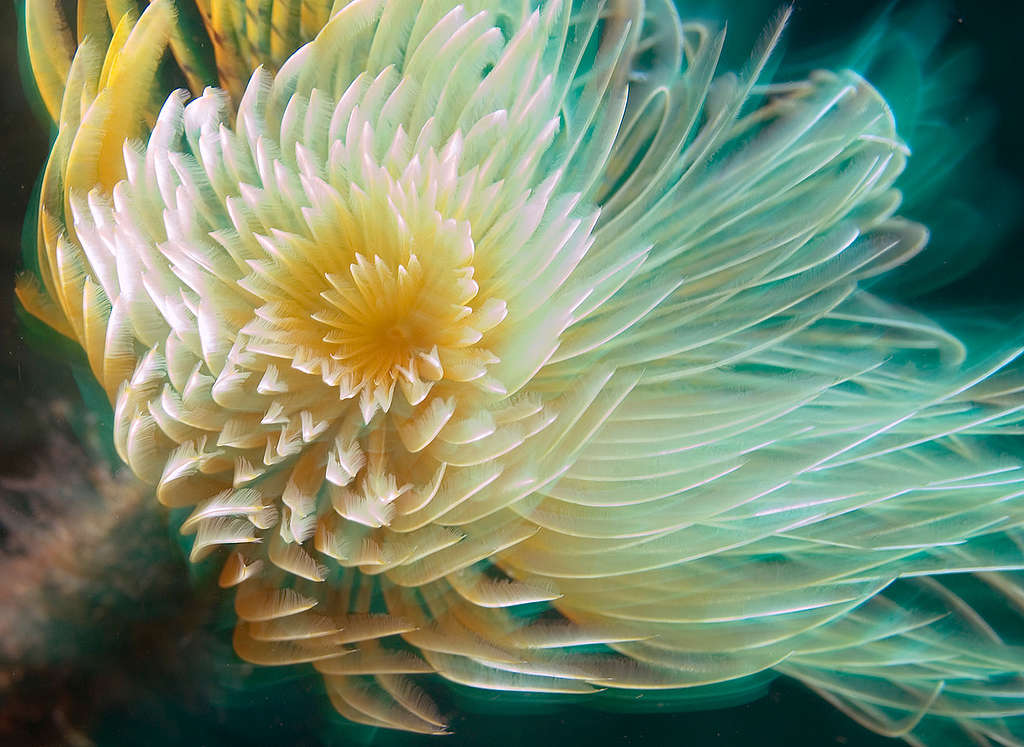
[{"x1": 1, "y1": 1, "x2": 1021, "y2": 745}]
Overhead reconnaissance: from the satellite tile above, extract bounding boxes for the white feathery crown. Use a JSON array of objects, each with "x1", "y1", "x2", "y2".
[{"x1": 17, "y1": 1, "x2": 1024, "y2": 743}]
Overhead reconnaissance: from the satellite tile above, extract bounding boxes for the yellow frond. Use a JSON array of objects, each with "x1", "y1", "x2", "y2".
[{"x1": 24, "y1": 0, "x2": 76, "y2": 122}]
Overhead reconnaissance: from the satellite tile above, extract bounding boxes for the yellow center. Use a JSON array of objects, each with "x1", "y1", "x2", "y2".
[{"x1": 236, "y1": 181, "x2": 506, "y2": 416}]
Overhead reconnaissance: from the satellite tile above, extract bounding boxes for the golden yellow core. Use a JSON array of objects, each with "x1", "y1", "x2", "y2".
[
  {"x1": 318, "y1": 251, "x2": 478, "y2": 389},
  {"x1": 237, "y1": 175, "x2": 505, "y2": 410}
]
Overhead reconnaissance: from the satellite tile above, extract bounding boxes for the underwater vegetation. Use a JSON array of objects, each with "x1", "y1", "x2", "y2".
[{"x1": 9, "y1": 0, "x2": 1024, "y2": 744}]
